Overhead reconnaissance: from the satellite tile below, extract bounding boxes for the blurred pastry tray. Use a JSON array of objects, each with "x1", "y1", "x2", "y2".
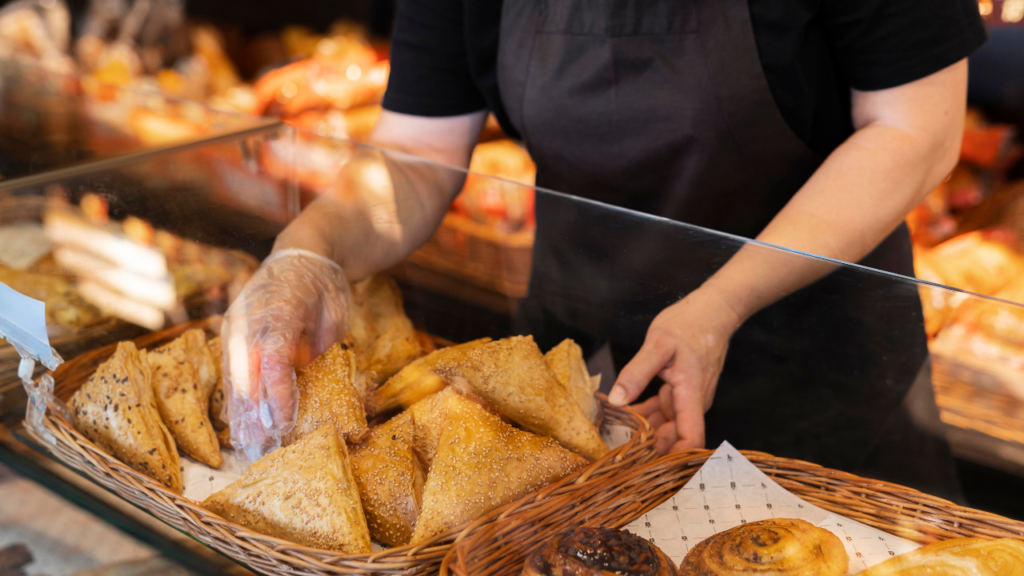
[
  {"x1": 403, "y1": 213, "x2": 534, "y2": 300},
  {"x1": 23, "y1": 319, "x2": 655, "y2": 576},
  {"x1": 442, "y1": 449, "x2": 1024, "y2": 576},
  {"x1": 930, "y1": 348, "x2": 1024, "y2": 447}
]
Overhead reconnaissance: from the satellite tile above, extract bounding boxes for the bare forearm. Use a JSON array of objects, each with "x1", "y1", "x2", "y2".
[
  {"x1": 274, "y1": 110, "x2": 486, "y2": 280},
  {"x1": 703, "y1": 62, "x2": 966, "y2": 322}
]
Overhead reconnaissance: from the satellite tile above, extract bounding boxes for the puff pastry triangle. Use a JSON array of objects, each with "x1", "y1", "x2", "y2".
[
  {"x1": 70, "y1": 341, "x2": 182, "y2": 492},
  {"x1": 367, "y1": 337, "x2": 491, "y2": 416},
  {"x1": 544, "y1": 339, "x2": 601, "y2": 424},
  {"x1": 346, "y1": 275, "x2": 425, "y2": 382},
  {"x1": 203, "y1": 425, "x2": 371, "y2": 553},
  {"x1": 148, "y1": 329, "x2": 222, "y2": 467},
  {"x1": 433, "y1": 336, "x2": 609, "y2": 461},
  {"x1": 349, "y1": 411, "x2": 424, "y2": 546},
  {"x1": 282, "y1": 343, "x2": 369, "y2": 446},
  {"x1": 410, "y1": 394, "x2": 587, "y2": 543}
]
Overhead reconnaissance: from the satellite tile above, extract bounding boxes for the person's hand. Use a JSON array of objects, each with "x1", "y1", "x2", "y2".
[
  {"x1": 221, "y1": 249, "x2": 351, "y2": 463},
  {"x1": 608, "y1": 287, "x2": 744, "y2": 454}
]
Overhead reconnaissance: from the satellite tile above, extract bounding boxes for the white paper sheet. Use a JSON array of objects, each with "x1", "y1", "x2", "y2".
[
  {"x1": 602, "y1": 424, "x2": 634, "y2": 450},
  {"x1": 181, "y1": 450, "x2": 246, "y2": 502},
  {"x1": 624, "y1": 442, "x2": 919, "y2": 574}
]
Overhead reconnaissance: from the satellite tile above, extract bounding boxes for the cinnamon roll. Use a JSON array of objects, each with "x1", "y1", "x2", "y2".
[
  {"x1": 522, "y1": 527, "x2": 679, "y2": 576},
  {"x1": 679, "y1": 519, "x2": 847, "y2": 576}
]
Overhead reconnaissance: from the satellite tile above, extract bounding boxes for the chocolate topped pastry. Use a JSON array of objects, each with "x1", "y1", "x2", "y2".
[{"x1": 523, "y1": 527, "x2": 679, "y2": 576}]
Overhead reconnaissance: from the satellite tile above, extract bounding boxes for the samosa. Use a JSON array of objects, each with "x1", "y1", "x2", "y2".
[
  {"x1": 410, "y1": 394, "x2": 587, "y2": 543},
  {"x1": 407, "y1": 387, "x2": 461, "y2": 468},
  {"x1": 346, "y1": 276, "x2": 424, "y2": 382},
  {"x1": 367, "y1": 338, "x2": 492, "y2": 416},
  {"x1": 70, "y1": 341, "x2": 182, "y2": 492},
  {"x1": 349, "y1": 411, "x2": 424, "y2": 547},
  {"x1": 148, "y1": 329, "x2": 222, "y2": 467},
  {"x1": 203, "y1": 425, "x2": 371, "y2": 553},
  {"x1": 282, "y1": 343, "x2": 369, "y2": 446},
  {"x1": 544, "y1": 339, "x2": 601, "y2": 424},
  {"x1": 432, "y1": 336, "x2": 609, "y2": 461},
  {"x1": 205, "y1": 335, "x2": 231, "y2": 448}
]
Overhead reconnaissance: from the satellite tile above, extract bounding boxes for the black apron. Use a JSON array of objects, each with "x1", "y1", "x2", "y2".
[{"x1": 498, "y1": 0, "x2": 961, "y2": 498}]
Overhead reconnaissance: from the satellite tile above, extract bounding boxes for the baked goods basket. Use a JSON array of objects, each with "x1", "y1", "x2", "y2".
[
  {"x1": 21, "y1": 320, "x2": 656, "y2": 576},
  {"x1": 442, "y1": 449, "x2": 1024, "y2": 576}
]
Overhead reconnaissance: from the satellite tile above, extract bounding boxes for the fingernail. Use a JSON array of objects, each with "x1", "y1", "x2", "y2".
[{"x1": 608, "y1": 386, "x2": 627, "y2": 406}]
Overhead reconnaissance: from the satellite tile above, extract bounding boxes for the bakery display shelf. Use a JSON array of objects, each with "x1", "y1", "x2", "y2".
[
  {"x1": 443, "y1": 449, "x2": 1024, "y2": 576},
  {"x1": 22, "y1": 319, "x2": 655, "y2": 576},
  {"x1": 0, "y1": 58, "x2": 283, "y2": 192}
]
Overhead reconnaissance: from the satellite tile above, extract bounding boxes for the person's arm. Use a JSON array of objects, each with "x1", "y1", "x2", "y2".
[
  {"x1": 610, "y1": 59, "x2": 968, "y2": 454},
  {"x1": 272, "y1": 109, "x2": 487, "y2": 279},
  {"x1": 223, "y1": 110, "x2": 484, "y2": 460}
]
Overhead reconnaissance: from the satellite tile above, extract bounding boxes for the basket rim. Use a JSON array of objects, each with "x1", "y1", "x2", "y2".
[{"x1": 30, "y1": 322, "x2": 657, "y2": 573}]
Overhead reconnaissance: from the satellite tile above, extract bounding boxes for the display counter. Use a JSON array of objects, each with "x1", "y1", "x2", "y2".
[{"x1": 1, "y1": 119, "x2": 1024, "y2": 575}]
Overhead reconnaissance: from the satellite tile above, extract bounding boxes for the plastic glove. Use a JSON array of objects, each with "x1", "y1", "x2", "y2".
[{"x1": 221, "y1": 248, "x2": 351, "y2": 463}]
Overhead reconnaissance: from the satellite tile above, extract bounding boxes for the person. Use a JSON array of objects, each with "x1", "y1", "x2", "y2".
[{"x1": 223, "y1": 0, "x2": 985, "y2": 495}]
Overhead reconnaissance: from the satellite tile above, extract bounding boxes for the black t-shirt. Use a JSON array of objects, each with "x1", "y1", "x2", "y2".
[{"x1": 383, "y1": 0, "x2": 986, "y2": 158}]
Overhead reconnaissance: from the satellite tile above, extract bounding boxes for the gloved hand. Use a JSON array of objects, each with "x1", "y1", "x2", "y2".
[{"x1": 221, "y1": 248, "x2": 351, "y2": 463}]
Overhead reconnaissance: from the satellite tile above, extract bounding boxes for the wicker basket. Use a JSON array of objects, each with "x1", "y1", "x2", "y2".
[
  {"x1": 442, "y1": 449, "x2": 1024, "y2": 576},
  {"x1": 932, "y1": 358, "x2": 1024, "y2": 446},
  {"x1": 25, "y1": 320, "x2": 656, "y2": 576}
]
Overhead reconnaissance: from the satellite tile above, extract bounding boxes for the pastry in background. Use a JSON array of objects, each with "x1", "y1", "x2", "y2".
[
  {"x1": 147, "y1": 329, "x2": 221, "y2": 467},
  {"x1": 522, "y1": 527, "x2": 678, "y2": 576},
  {"x1": 679, "y1": 518, "x2": 847, "y2": 576},
  {"x1": 0, "y1": 267, "x2": 103, "y2": 330},
  {"x1": 410, "y1": 394, "x2": 587, "y2": 544},
  {"x1": 434, "y1": 336, "x2": 609, "y2": 461},
  {"x1": 203, "y1": 425, "x2": 371, "y2": 553},
  {"x1": 367, "y1": 338, "x2": 492, "y2": 416},
  {"x1": 346, "y1": 275, "x2": 424, "y2": 383},
  {"x1": 854, "y1": 538, "x2": 1024, "y2": 576},
  {"x1": 544, "y1": 339, "x2": 601, "y2": 424},
  {"x1": 281, "y1": 343, "x2": 369, "y2": 446},
  {"x1": 349, "y1": 411, "x2": 424, "y2": 547},
  {"x1": 70, "y1": 342, "x2": 182, "y2": 493}
]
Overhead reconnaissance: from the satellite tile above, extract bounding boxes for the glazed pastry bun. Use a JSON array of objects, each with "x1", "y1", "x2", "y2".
[{"x1": 679, "y1": 518, "x2": 847, "y2": 576}]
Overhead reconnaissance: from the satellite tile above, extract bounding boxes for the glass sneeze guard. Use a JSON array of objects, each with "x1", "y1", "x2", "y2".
[{"x1": 0, "y1": 126, "x2": 1022, "y2": 565}]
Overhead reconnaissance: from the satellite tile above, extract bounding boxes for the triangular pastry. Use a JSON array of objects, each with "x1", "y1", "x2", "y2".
[
  {"x1": 205, "y1": 335, "x2": 231, "y2": 448},
  {"x1": 407, "y1": 387, "x2": 461, "y2": 468},
  {"x1": 433, "y1": 336, "x2": 609, "y2": 461},
  {"x1": 282, "y1": 343, "x2": 369, "y2": 446},
  {"x1": 544, "y1": 339, "x2": 601, "y2": 424},
  {"x1": 349, "y1": 411, "x2": 424, "y2": 547},
  {"x1": 367, "y1": 338, "x2": 491, "y2": 416},
  {"x1": 346, "y1": 275, "x2": 424, "y2": 382},
  {"x1": 148, "y1": 329, "x2": 222, "y2": 467},
  {"x1": 410, "y1": 394, "x2": 588, "y2": 543},
  {"x1": 70, "y1": 341, "x2": 183, "y2": 492},
  {"x1": 203, "y1": 425, "x2": 371, "y2": 553}
]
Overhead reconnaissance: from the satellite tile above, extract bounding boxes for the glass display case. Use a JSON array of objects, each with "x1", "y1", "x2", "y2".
[{"x1": 2, "y1": 80, "x2": 1024, "y2": 574}]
